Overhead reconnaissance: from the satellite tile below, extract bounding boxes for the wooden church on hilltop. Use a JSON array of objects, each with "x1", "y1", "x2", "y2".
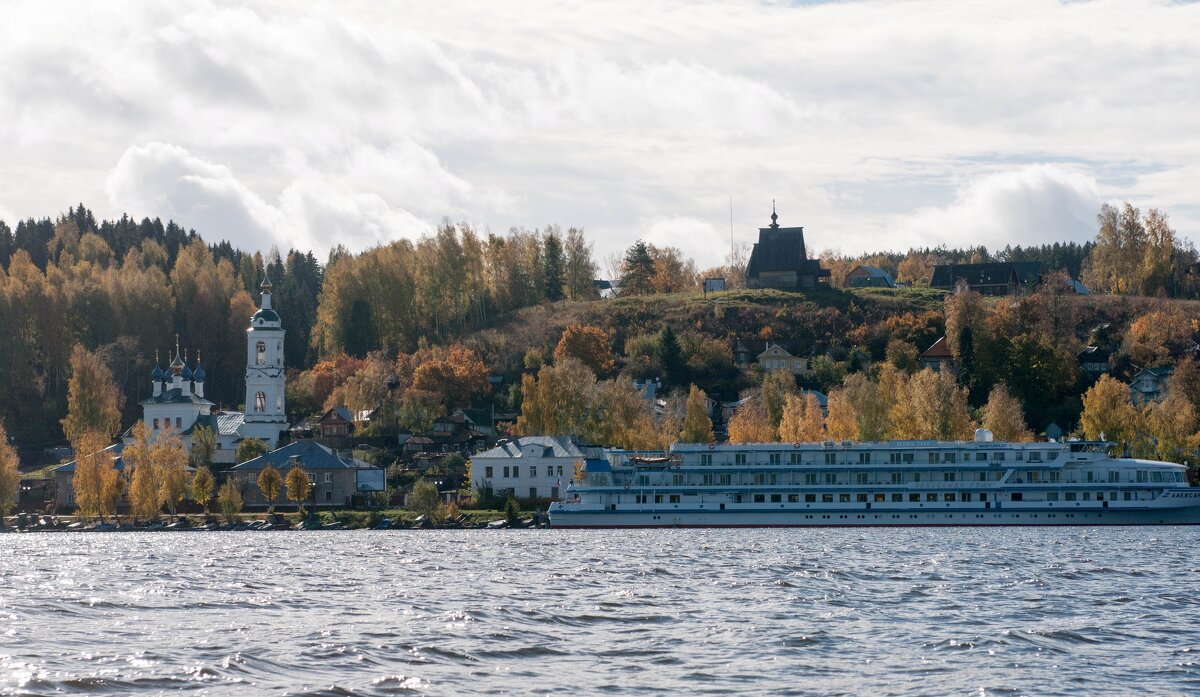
[{"x1": 745, "y1": 203, "x2": 830, "y2": 290}]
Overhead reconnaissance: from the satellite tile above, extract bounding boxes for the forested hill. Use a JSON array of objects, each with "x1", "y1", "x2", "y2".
[{"x1": 1, "y1": 202, "x2": 1197, "y2": 457}]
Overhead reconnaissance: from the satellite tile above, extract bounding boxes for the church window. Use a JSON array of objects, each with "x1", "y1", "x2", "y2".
[
  {"x1": 255, "y1": 391, "x2": 266, "y2": 413},
  {"x1": 256, "y1": 341, "x2": 266, "y2": 365},
  {"x1": 276, "y1": 395, "x2": 283, "y2": 411}
]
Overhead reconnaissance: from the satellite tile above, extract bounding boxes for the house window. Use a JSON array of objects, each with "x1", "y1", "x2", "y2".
[
  {"x1": 324, "y1": 473, "x2": 332, "y2": 483},
  {"x1": 325, "y1": 491, "x2": 332, "y2": 502},
  {"x1": 485, "y1": 466, "x2": 493, "y2": 478},
  {"x1": 255, "y1": 391, "x2": 266, "y2": 413},
  {"x1": 513, "y1": 466, "x2": 519, "y2": 478},
  {"x1": 503, "y1": 466, "x2": 510, "y2": 478},
  {"x1": 530, "y1": 467, "x2": 537, "y2": 478},
  {"x1": 175, "y1": 417, "x2": 182, "y2": 429},
  {"x1": 256, "y1": 341, "x2": 266, "y2": 365},
  {"x1": 152, "y1": 418, "x2": 159, "y2": 429},
  {"x1": 530, "y1": 487, "x2": 538, "y2": 498},
  {"x1": 551, "y1": 487, "x2": 559, "y2": 498}
]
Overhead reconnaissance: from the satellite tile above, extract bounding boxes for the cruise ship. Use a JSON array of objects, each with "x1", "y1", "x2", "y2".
[{"x1": 548, "y1": 430, "x2": 1200, "y2": 527}]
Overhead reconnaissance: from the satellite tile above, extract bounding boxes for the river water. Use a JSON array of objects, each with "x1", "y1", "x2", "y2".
[{"x1": 1, "y1": 527, "x2": 1198, "y2": 696}]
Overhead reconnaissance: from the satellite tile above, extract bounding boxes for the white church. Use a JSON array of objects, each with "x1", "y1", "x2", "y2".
[{"x1": 136, "y1": 278, "x2": 288, "y2": 464}]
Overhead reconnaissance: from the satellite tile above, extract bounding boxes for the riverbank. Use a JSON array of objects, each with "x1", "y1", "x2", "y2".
[{"x1": 0, "y1": 509, "x2": 549, "y2": 532}]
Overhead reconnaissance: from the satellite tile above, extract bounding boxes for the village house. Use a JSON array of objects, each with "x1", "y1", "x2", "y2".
[
  {"x1": 470, "y1": 436, "x2": 596, "y2": 500},
  {"x1": 930, "y1": 262, "x2": 1044, "y2": 295},
  {"x1": 846, "y1": 265, "x2": 895, "y2": 288},
  {"x1": 757, "y1": 343, "x2": 812, "y2": 377},
  {"x1": 230, "y1": 439, "x2": 384, "y2": 510},
  {"x1": 1128, "y1": 367, "x2": 1173, "y2": 404},
  {"x1": 401, "y1": 411, "x2": 487, "y2": 460},
  {"x1": 919, "y1": 336, "x2": 956, "y2": 373},
  {"x1": 745, "y1": 204, "x2": 830, "y2": 290},
  {"x1": 1077, "y1": 346, "x2": 1112, "y2": 377}
]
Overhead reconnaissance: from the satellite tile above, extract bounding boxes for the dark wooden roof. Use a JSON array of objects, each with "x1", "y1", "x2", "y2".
[
  {"x1": 747, "y1": 226, "x2": 817, "y2": 277},
  {"x1": 930, "y1": 262, "x2": 1043, "y2": 288}
]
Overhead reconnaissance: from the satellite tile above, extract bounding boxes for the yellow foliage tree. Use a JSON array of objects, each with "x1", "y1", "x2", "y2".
[
  {"x1": 516, "y1": 358, "x2": 596, "y2": 436},
  {"x1": 217, "y1": 476, "x2": 243, "y2": 522},
  {"x1": 0, "y1": 422, "x2": 19, "y2": 521},
  {"x1": 845, "y1": 371, "x2": 891, "y2": 441},
  {"x1": 61, "y1": 344, "x2": 123, "y2": 448},
  {"x1": 71, "y1": 430, "x2": 119, "y2": 520},
  {"x1": 126, "y1": 421, "x2": 162, "y2": 521},
  {"x1": 1080, "y1": 375, "x2": 1140, "y2": 445},
  {"x1": 191, "y1": 466, "x2": 215, "y2": 514},
  {"x1": 889, "y1": 368, "x2": 974, "y2": 440},
  {"x1": 554, "y1": 324, "x2": 614, "y2": 375},
  {"x1": 824, "y1": 388, "x2": 859, "y2": 441},
  {"x1": 1145, "y1": 391, "x2": 1198, "y2": 463},
  {"x1": 257, "y1": 464, "x2": 284, "y2": 512},
  {"x1": 286, "y1": 464, "x2": 312, "y2": 515},
  {"x1": 981, "y1": 384, "x2": 1033, "y2": 442},
  {"x1": 727, "y1": 396, "x2": 776, "y2": 443},
  {"x1": 761, "y1": 369, "x2": 798, "y2": 432},
  {"x1": 585, "y1": 377, "x2": 660, "y2": 450},
  {"x1": 679, "y1": 385, "x2": 714, "y2": 443},
  {"x1": 154, "y1": 428, "x2": 191, "y2": 515},
  {"x1": 778, "y1": 392, "x2": 825, "y2": 443}
]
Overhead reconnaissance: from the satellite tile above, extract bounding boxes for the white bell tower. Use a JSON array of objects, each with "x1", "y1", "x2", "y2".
[{"x1": 240, "y1": 277, "x2": 286, "y2": 448}]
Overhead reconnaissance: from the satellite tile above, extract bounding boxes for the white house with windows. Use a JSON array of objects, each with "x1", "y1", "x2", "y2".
[{"x1": 470, "y1": 436, "x2": 590, "y2": 500}]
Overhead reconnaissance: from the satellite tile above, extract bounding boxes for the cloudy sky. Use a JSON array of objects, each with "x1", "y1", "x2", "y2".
[{"x1": 1, "y1": 0, "x2": 1198, "y2": 268}]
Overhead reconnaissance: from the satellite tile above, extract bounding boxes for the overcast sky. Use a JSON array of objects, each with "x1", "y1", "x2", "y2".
[{"x1": 2, "y1": 0, "x2": 1198, "y2": 269}]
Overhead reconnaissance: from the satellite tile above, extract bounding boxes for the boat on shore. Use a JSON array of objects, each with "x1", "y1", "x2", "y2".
[{"x1": 548, "y1": 430, "x2": 1200, "y2": 528}]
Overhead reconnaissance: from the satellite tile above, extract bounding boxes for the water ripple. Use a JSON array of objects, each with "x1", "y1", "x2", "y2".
[{"x1": 2, "y1": 528, "x2": 1199, "y2": 695}]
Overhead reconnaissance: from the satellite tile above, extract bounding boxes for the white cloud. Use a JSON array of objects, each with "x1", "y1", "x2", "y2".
[
  {"x1": 890, "y1": 165, "x2": 1102, "y2": 253},
  {"x1": 1, "y1": 0, "x2": 1199, "y2": 262}
]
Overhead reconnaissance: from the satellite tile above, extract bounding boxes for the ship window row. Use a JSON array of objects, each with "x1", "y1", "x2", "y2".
[
  {"x1": 629, "y1": 468, "x2": 1176, "y2": 486},
  {"x1": 635, "y1": 490, "x2": 1155, "y2": 506},
  {"x1": 690, "y1": 450, "x2": 1064, "y2": 466}
]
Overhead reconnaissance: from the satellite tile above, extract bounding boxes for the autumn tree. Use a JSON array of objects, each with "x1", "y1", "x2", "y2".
[
  {"x1": 191, "y1": 465, "x2": 215, "y2": 514},
  {"x1": 217, "y1": 476, "x2": 243, "y2": 522},
  {"x1": 981, "y1": 384, "x2": 1033, "y2": 442},
  {"x1": 1145, "y1": 390, "x2": 1198, "y2": 463},
  {"x1": 516, "y1": 358, "x2": 596, "y2": 437},
  {"x1": 286, "y1": 464, "x2": 312, "y2": 516},
  {"x1": 563, "y1": 227, "x2": 598, "y2": 300},
  {"x1": 889, "y1": 368, "x2": 974, "y2": 441},
  {"x1": 61, "y1": 344, "x2": 123, "y2": 448},
  {"x1": 1122, "y1": 306, "x2": 1193, "y2": 368},
  {"x1": 125, "y1": 421, "x2": 162, "y2": 521},
  {"x1": 761, "y1": 369, "x2": 798, "y2": 434},
  {"x1": 824, "y1": 388, "x2": 858, "y2": 441},
  {"x1": 1080, "y1": 375, "x2": 1139, "y2": 445},
  {"x1": 779, "y1": 392, "x2": 825, "y2": 443},
  {"x1": 189, "y1": 424, "x2": 217, "y2": 470},
  {"x1": 257, "y1": 464, "x2": 283, "y2": 512},
  {"x1": 236, "y1": 438, "x2": 269, "y2": 464},
  {"x1": 585, "y1": 377, "x2": 660, "y2": 450},
  {"x1": 885, "y1": 339, "x2": 919, "y2": 374},
  {"x1": 727, "y1": 396, "x2": 775, "y2": 443},
  {"x1": 680, "y1": 385, "x2": 714, "y2": 443},
  {"x1": 154, "y1": 427, "x2": 190, "y2": 515},
  {"x1": 842, "y1": 372, "x2": 890, "y2": 441},
  {"x1": 554, "y1": 324, "x2": 614, "y2": 375},
  {"x1": 71, "y1": 430, "x2": 119, "y2": 520},
  {"x1": 0, "y1": 422, "x2": 19, "y2": 522},
  {"x1": 410, "y1": 345, "x2": 490, "y2": 409}
]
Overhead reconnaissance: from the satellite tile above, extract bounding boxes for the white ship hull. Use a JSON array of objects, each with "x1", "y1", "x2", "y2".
[{"x1": 550, "y1": 504, "x2": 1200, "y2": 528}]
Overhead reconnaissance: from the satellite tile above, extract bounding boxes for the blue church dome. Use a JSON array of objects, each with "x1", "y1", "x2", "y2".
[
  {"x1": 151, "y1": 364, "x2": 164, "y2": 380},
  {"x1": 193, "y1": 364, "x2": 206, "y2": 382},
  {"x1": 182, "y1": 363, "x2": 193, "y2": 380}
]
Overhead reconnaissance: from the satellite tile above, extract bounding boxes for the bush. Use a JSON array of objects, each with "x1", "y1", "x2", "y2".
[{"x1": 504, "y1": 495, "x2": 521, "y2": 526}]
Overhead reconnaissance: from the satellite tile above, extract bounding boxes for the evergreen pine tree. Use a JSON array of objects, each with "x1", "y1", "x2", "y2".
[
  {"x1": 620, "y1": 240, "x2": 655, "y2": 295},
  {"x1": 542, "y1": 230, "x2": 565, "y2": 302}
]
